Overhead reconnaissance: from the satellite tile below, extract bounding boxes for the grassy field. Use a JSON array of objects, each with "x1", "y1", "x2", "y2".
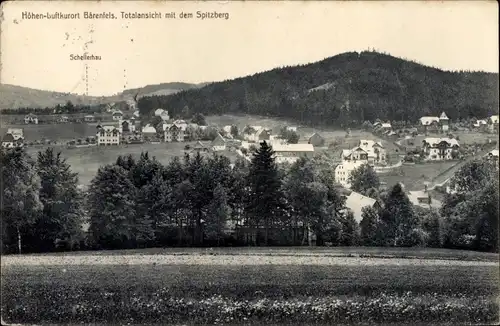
[
  {"x1": 0, "y1": 123, "x2": 98, "y2": 141},
  {"x1": 24, "y1": 142, "x2": 240, "y2": 186},
  {"x1": 378, "y1": 161, "x2": 457, "y2": 191},
  {"x1": 1, "y1": 248, "x2": 498, "y2": 325}
]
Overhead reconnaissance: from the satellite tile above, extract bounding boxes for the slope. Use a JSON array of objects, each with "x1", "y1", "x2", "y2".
[{"x1": 137, "y1": 51, "x2": 499, "y2": 127}]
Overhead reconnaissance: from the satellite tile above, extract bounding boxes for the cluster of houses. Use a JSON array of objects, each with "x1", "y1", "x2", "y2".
[
  {"x1": 334, "y1": 140, "x2": 387, "y2": 188},
  {"x1": 1, "y1": 128, "x2": 24, "y2": 148},
  {"x1": 472, "y1": 115, "x2": 499, "y2": 133}
]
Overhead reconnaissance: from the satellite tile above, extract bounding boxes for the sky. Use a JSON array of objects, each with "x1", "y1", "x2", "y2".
[{"x1": 1, "y1": 1, "x2": 498, "y2": 96}]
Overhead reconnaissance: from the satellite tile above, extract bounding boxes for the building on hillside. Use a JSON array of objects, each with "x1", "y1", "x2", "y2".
[
  {"x1": 308, "y1": 132, "x2": 325, "y2": 147},
  {"x1": 96, "y1": 126, "x2": 121, "y2": 145},
  {"x1": 159, "y1": 111, "x2": 170, "y2": 121},
  {"x1": 191, "y1": 141, "x2": 210, "y2": 153},
  {"x1": 485, "y1": 149, "x2": 499, "y2": 161},
  {"x1": 408, "y1": 189, "x2": 442, "y2": 210},
  {"x1": 334, "y1": 161, "x2": 365, "y2": 188},
  {"x1": 120, "y1": 119, "x2": 136, "y2": 133},
  {"x1": 24, "y1": 113, "x2": 38, "y2": 124},
  {"x1": 488, "y1": 115, "x2": 499, "y2": 133},
  {"x1": 2, "y1": 133, "x2": 24, "y2": 148},
  {"x1": 341, "y1": 146, "x2": 369, "y2": 163},
  {"x1": 473, "y1": 119, "x2": 488, "y2": 129},
  {"x1": 343, "y1": 191, "x2": 381, "y2": 223},
  {"x1": 211, "y1": 133, "x2": 227, "y2": 151},
  {"x1": 222, "y1": 125, "x2": 233, "y2": 136},
  {"x1": 163, "y1": 123, "x2": 185, "y2": 142},
  {"x1": 374, "y1": 122, "x2": 392, "y2": 133},
  {"x1": 7, "y1": 128, "x2": 24, "y2": 140},
  {"x1": 358, "y1": 140, "x2": 386, "y2": 164},
  {"x1": 286, "y1": 126, "x2": 298, "y2": 132},
  {"x1": 272, "y1": 143, "x2": 314, "y2": 164},
  {"x1": 422, "y1": 137, "x2": 460, "y2": 160},
  {"x1": 58, "y1": 115, "x2": 69, "y2": 123},
  {"x1": 112, "y1": 110, "x2": 124, "y2": 121},
  {"x1": 133, "y1": 110, "x2": 140, "y2": 118},
  {"x1": 85, "y1": 115, "x2": 96, "y2": 123},
  {"x1": 141, "y1": 124, "x2": 157, "y2": 138},
  {"x1": 255, "y1": 128, "x2": 271, "y2": 141},
  {"x1": 419, "y1": 112, "x2": 449, "y2": 133}
]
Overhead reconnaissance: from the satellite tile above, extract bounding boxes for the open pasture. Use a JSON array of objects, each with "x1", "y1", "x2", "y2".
[
  {"x1": 1, "y1": 248, "x2": 498, "y2": 325},
  {"x1": 0, "y1": 123, "x2": 98, "y2": 142},
  {"x1": 378, "y1": 161, "x2": 457, "y2": 191}
]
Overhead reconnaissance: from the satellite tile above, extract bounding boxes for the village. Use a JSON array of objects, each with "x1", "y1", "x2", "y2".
[{"x1": 2, "y1": 104, "x2": 499, "y2": 226}]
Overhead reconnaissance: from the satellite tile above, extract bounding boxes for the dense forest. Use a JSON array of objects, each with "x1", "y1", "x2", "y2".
[{"x1": 138, "y1": 51, "x2": 499, "y2": 127}]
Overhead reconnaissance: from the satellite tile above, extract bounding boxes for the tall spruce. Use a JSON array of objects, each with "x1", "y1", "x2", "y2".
[
  {"x1": 380, "y1": 183, "x2": 418, "y2": 246},
  {"x1": 87, "y1": 165, "x2": 137, "y2": 249},
  {"x1": 246, "y1": 141, "x2": 285, "y2": 245},
  {"x1": 34, "y1": 148, "x2": 85, "y2": 251},
  {"x1": 206, "y1": 184, "x2": 231, "y2": 245}
]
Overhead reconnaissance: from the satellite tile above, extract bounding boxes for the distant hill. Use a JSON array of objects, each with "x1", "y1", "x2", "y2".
[
  {"x1": 137, "y1": 51, "x2": 499, "y2": 127},
  {"x1": 0, "y1": 82, "x2": 203, "y2": 110}
]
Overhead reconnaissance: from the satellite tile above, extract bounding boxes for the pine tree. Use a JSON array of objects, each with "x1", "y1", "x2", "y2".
[
  {"x1": 360, "y1": 206, "x2": 383, "y2": 246},
  {"x1": 246, "y1": 141, "x2": 285, "y2": 245},
  {"x1": 205, "y1": 184, "x2": 231, "y2": 245},
  {"x1": 380, "y1": 183, "x2": 418, "y2": 246},
  {"x1": 34, "y1": 148, "x2": 85, "y2": 251},
  {"x1": 87, "y1": 165, "x2": 137, "y2": 249},
  {"x1": 1, "y1": 148, "x2": 43, "y2": 254}
]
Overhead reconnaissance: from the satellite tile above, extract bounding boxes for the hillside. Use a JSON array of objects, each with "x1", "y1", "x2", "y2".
[
  {"x1": 0, "y1": 82, "x2": 202, "y2": 110},
  {"x1": 137, "y1": 51, "x2": 499, "y2": 127}
]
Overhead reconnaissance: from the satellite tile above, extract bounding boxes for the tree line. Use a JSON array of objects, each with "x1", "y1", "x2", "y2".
[
  {"x1": 137, "y1": 51, "x2": 498, "y2": 128},
  {"x1": 1, "y1": 143, "x2": 498, "y2": 253}
]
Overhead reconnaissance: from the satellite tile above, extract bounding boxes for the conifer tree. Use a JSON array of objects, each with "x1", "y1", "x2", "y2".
[{"x1": 246, "y1": 141, "x2": 285, "y2": 245}]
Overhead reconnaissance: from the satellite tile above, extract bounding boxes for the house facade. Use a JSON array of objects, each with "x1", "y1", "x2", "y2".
[
  {"x1": 120, "y1": 119, "x2": 136, "y2": 133},
  {"x1": 358, "y1": 140, "x2": 386, "y2": 164},
  {"x1": 164, "y1": 124, "x2": 185, "y2": 142},
  {"x1": 24, "y1": 114, "x2": 38, "y2": 124},
  {"x1": 211, "y1": 133, "x2": 227, "y2": 151},
  {"x1": 334, "y1": 161, "x2": 365, "y2": 188},
  {"x1": 419, "y1": 112, "x2": 449, "y2": 133},
  {"x1": 488, "y1": 115, "x2": 499, "y2": 133},
  {"x1": 272, "y1": 143, "x2": 314, "y2": 164},
  {"x1": 112, "y1": 111, "x2": 124, "y2": 121},
  {"x1": 2, "y1": 133, "x2": 24, "y2": 148},
  {"x1": 308, "y1": 132, "x2": 325, "y2": 147},
  {"x1": 341, "y1": 147, "x2": 369, "y2": 163},
  {"x1": 96, "y1": 126, "x2": 121, "y2": 145},
  {"x1": 422, "y1": 137, "x2": 460, "y2": 160},
  {"x1": 84, "y1": 115, "x2": 95, "y2": 122}
]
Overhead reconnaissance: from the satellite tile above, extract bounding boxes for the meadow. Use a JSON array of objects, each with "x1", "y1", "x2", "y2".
[
  {"x1": 0, "y1": 122, "x2": 99, "y2": 142},
  {"x1": 1, "y1": 248, "x2": 498, "y2": 325}
]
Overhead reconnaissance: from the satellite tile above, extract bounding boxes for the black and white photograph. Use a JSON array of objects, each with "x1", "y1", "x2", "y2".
[{"x1": 1, "y1": 1, "x2": 499, "y2": 325}]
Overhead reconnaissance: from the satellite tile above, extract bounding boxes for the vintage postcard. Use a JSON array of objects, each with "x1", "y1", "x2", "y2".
[{"x1": 1, "y1": 0, "x2": 499, "y2": 325}]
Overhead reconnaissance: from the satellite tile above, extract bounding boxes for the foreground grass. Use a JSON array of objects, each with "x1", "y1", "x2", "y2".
[{"x1": 1, "y1": 253, "x2": 498, "y2": 324}]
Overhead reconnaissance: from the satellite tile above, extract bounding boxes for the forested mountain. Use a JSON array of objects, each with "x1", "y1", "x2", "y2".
[{"x1": 138, "y1": 51, "x2": 499, "y2": 127}]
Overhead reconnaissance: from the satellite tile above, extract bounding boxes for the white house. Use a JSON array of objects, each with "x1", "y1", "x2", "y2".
[
  {"x1": 7, "y1": 128, "x2": 24, "y2": 140},
  {"x1": 133, "y1": 110, "x2": 140, "y2": 118},
  {"x1": 211, "y1": 133, "x2": 227, "y2": 151},
  {"x1": 163, "y1": 123, "x2": 185, "y2": 142},
  {"x1": 344, "y1": 191, "x2": 380, "y2": 223},
  {"x1": 408, "y1": 190, "x2": 442, "y2": 210},
  {"x1": 285, "y1": 126, "x2": 298, "y2": 132},
  {"x1": 419, "y1": 112, "x2": 449, "y2": 132},
  {"x1": 24, "y1": 114, "x2": 38, "y2": 124},
  {"x1": 488, "y1": 115, "x2": 499, "y2": 133},
  {"x1": 341, "y1": 146, "x2": 369, "y2": 163},
  {"x1": 334, "y1": 161, "x2": 365, "y2": 188},
  {"x1": 112, "y1": 110, "x2": 123, "y2": 121},
  {"x1": 142, "y1": 124, "x2": 157, "y2": 137},
  {"x1": 272, "y1": 143, "x2": 314, "y2": 164},
  {"x1": 485, "y1": 149, "x2": 499, "y2": 161},
  {"x1": 2, "y1": 133, "x2": 24, "y2": 148},
  {"x1": 358, "y1": 140, "x2": 386, "y2": 164},
  {"x1": 422, "y1": 137, "x2": 460, "y2": 160},
  {"x1": 473, "y1": 119, "x2": 488, "y2": 128},
  {"x1": 96, "y1": 126, "x2": 121, "y2": 146}
]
